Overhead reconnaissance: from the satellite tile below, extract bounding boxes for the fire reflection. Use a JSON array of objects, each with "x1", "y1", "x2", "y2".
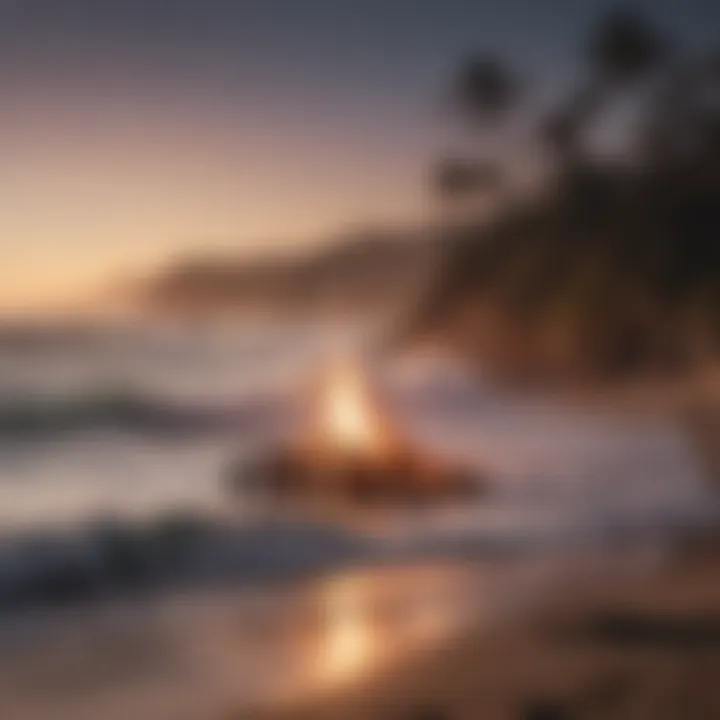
[
  {"x1": 308, "y1": 565, "x2": 481, "y2": 692},
  {"x1": 316, "y1": 575, "x2": 376, "y2": 684}
]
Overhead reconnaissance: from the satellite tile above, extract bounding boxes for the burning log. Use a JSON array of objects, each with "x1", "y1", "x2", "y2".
[{"x1": 229, "y1": 362, "x2": 483, "y2": 505}]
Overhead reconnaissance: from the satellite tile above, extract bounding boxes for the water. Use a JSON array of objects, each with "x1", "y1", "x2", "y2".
[
  {"x1": 0, "y1": 320, "x2": 369, "y2": 530},
  {"x1": 0, "y1": 319, "x2": 716, "y2": 718},
  {"x1": 0, "y1": 320, "x2": 713, "y2": 538}
]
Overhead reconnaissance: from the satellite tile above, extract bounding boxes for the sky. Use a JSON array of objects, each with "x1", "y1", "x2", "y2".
[{"x1": 2, "y1": 0, "x2": 718, "y2": 313}]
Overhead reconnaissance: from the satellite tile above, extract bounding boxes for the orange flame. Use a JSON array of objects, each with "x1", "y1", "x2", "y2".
[
  {"x1": 323, "y1": 364, "x2": 384, "y2": 453},
  {"x1": 309, "y1": 361, "x2": 398, "y2": 460}
]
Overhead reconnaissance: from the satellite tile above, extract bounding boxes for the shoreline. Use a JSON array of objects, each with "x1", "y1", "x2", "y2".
[{"x1": 254, "y1": 530, "x2": 720, "y2": 720}]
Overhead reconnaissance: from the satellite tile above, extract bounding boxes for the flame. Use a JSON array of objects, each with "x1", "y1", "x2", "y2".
[{"x1": 312, "y1": 361, "x2": 394, "y2": 458}]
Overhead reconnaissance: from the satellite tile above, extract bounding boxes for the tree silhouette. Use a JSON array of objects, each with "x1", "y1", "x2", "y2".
[
  {"x1": 444, "y1": 7, "x2": 671, "y2": 181},
  {"x1": 544, "y1": 7, "x2": 668, "y2": 167},
  {"x1": 587, "y1": 6, "x2": 668, "y2": 86},
  {"x1": 453, "y1": 55, "x2": 519, "y2": 126},
  {"x1": 438, "y1": 55, "x2": 519, "y2": 203},
  {"x1": 416, "y1": 5, "x2": 720, "y2": 382},
  {"x1": 434, "y1": 157, "x2": 502, "y2": 200}
]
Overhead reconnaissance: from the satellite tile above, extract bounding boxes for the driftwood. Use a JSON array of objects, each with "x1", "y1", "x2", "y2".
[{"x1": 229, "y1": 444, "x2": 483, "y2": 506}]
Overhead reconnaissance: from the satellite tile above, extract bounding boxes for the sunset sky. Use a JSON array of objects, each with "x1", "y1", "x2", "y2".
[{"x1": 2, "y1": 0, "x2": 716, "y2": 313}]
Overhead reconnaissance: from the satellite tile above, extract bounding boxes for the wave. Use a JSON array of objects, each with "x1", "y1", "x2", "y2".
[
  {"x1": 0, "y1": 514, "x2": 370, "y2": 612},
  {"x1": 0, "y1": 390, "x2": 284, "y2": 441},
  {"x1": 1, "y1": 504, "x2": 708, "y2": 614}
]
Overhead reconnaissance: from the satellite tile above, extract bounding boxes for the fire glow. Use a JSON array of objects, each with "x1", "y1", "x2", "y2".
[
  {"x1": 234, "y1": 359, "x2": 482, "y2": 504},
  {"x1": 311, "y1": 362, "x2": 398, "y2": 461}
]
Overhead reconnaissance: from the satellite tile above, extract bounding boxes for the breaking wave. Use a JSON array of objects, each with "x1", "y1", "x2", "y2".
[{"x1": 0, "y1": 390, "x2": 284, "y2": 441}]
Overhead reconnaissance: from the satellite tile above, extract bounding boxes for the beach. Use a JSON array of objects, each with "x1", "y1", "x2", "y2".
[
  {"x1": 256, "y1": 532, "x2": 720, "y2": 720},
  {"x1": 0, "y1": 325, "x2": 718, "y2": 720}
]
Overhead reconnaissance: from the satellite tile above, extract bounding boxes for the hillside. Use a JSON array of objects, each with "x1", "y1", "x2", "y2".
[
  {"x1": 412, "y1": 162, "x2": 720, "y2": 383},
  {"x1": 411, "y1": 8, "x2": 720, "y2": 384},
  {"x1": 143, "y1": 229, "x2": 435, "y2": 319}
]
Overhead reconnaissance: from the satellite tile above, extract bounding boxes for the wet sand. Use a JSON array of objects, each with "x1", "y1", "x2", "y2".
[
  {"x1": 0, "y1": 561, "x2": 508, "y2": 720},
  {"x1": 0, "y1": 549, "x2": 665, "y2": 720},
  {"x1": 252, "y1": 534, "x2": 720, "y2": 720}
]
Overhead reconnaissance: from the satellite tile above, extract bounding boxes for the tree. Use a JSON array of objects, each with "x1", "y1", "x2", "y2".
[
  {"x1": 587, "y1": 6, "x2": 668, "y2": 87},
  {"x1": 452, "y1": 55, "x2": 519, "y2": 126},
  {"x1": 417, "y1": 5, "x2": 720, "y2": 381},
  {"x1": 434, "y1": 158, "x2": 502, "y2": 200}
]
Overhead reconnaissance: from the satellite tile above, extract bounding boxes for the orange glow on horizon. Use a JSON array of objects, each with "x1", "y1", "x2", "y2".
[{"x1": 2, "y1": 95, "x2": 426, "y2": 314}]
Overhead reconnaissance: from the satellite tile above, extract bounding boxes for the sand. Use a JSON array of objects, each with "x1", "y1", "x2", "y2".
[{"x1": 240, "y1": 533, "x2": 720, "y2": 720}]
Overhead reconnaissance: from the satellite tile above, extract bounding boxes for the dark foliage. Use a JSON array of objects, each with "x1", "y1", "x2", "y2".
[
  {"x1": 434, "y1": 157, "x2": 502, "y2": 199},
  {"x1": 453, "y1": 55, "x2": 519, "y2": 125},
  {"x1": 418, "y1": 6, "x2": 720, "y2": 382}
]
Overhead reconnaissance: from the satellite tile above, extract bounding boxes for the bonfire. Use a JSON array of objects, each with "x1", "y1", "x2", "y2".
[{"x1": 233, "y1": 361, "x2": 481, "y2": 504}]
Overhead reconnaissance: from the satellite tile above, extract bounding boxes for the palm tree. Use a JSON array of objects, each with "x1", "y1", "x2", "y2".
[
  {"x1": 540, "y1": 85, "x2": 604, "y2": 164},
  {"x1": 434, "y1": 157, "x2": 502, "y2": 200},
  {"x1": 587, "y1": 6, "x2": 668, "y2": 87},
  {"x1": 452, "y1": 54, "x2": 519, "y2": 126},
  {"x1": 542, "y1": 7, "x2": 668, "y2": 167},
  {"x1": 640, "y1": 51, "x2": 720, "y2": 171}
]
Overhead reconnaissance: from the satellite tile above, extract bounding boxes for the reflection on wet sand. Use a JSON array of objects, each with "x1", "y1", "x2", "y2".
[
  {"x1": 318, "y1": 575, "x2": 376, "y2": 684},
  {"x1": 0, "y1": 562, "x2": 493, "y2": 720},
  {"x1": 0, "y1": 547, "x2": 670, "y2": 720},
  {"x1": 304, "y1": 564, "x2": 490, "y2": 697}
]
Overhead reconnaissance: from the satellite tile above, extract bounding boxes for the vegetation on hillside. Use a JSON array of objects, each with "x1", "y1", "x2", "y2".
[
  {"x1": 417, "y1": 6, "x2": 720, "y2": 383},
  {"x1": 145, "y1": 229, "x2": 433, "y2": 318}
]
